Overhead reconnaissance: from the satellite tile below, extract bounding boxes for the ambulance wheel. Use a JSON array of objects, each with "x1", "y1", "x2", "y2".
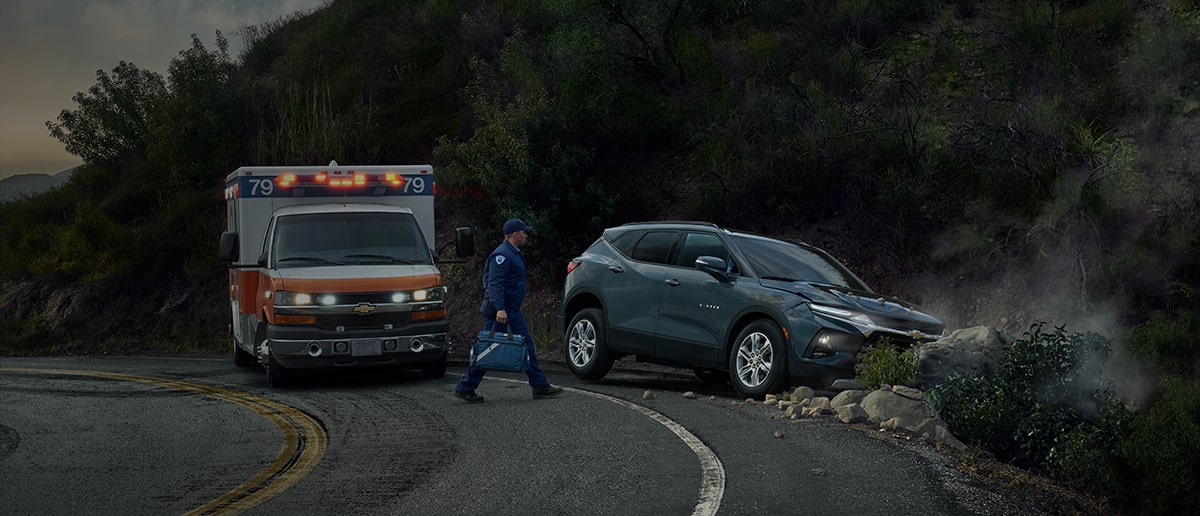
[
  {"x1": 420, "y1": 352, "x2": 447, "y2": 379},
  {"x1": 267, "y1": 351, "x2": 291, "y2": 388},
  {"x1": 233, "y1": 339, "x2": 256, "y2": 367}
]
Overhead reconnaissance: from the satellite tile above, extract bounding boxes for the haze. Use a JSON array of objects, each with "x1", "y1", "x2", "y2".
[{"x1": 0, "y1": 0, "x2": 328, "y2": 181}]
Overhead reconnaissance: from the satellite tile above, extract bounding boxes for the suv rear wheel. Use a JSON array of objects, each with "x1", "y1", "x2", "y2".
[
  {"x1": 565, "y1": 308, "x2": 614, "y2": 380},
  {"x1": 729, "y1": 320, "x2": 787, "y2": 398}
]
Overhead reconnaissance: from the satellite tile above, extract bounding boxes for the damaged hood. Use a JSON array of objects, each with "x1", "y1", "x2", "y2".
[{"x1": 761, "y1": 279, "x2": 945, "y2": 336}]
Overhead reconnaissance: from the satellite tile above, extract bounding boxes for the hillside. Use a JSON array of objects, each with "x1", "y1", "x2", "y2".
[
  {"x1": 1, "y1": 2, "x2": 1197, "y2": 512},
  {"x1": 0, "y1": 169, "x2": 74, "y2": 203}
]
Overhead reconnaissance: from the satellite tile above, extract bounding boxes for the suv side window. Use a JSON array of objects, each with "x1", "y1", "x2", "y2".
[
  {"x1": 677, "y1": 232, "x2": 738, "y2": 273},
  {"x1": 630, "y1": 231, "x2": 679, "y2": 264},
  {"x1": 610, "y1": 231, "x2": 641, "y2": 258}
]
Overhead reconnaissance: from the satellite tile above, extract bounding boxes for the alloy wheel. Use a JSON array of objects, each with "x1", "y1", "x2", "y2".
[
  {"x1": 568, "y1": 318, "x2": 597, "y2": 368},
  {"x1": 735, "y1": 332, "x2": 773, "y2": 388}
]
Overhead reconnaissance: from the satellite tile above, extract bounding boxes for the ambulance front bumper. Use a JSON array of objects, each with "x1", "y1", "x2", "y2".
[{"x1": 265, "y1": 322, "x2": 448, "y2": 369}]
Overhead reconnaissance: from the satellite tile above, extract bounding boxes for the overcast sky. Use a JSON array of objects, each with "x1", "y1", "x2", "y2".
[{"x1": 0, "y1": 0, "x2": 329, "y2": 181}]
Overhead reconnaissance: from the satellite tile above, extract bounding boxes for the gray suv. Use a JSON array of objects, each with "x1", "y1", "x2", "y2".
[{"x1": 558, "y1": 222, "x2": 945, "y2": 398}]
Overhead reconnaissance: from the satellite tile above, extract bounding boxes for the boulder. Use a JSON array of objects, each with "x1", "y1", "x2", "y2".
[
  {"x1": 830, "y1": 389, "x2": 869, "y2": 408},
  {"x1": 860, "y1": 386, "x2": 938, "y2": 429},
  {"x1": 836, "y1": 404, "x2": 870, "y2": 424},
  {"x1": 914, "y1": 326, "x2": 1012, "y2": 390}
]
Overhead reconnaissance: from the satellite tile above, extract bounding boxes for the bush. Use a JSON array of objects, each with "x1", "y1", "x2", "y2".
[
  {"x1": 927, "y1": 323, "x2": 1132, "y2": 496},
  {"x1": 1118, "y1": 376, "x2": 1200, "y2": 514},
  {"x1": 1126, "y1": 309, "x2": 1200, "y2": 376},
  {"x1": 854, "y1": 340, "x2": 919, "y2": 389}
]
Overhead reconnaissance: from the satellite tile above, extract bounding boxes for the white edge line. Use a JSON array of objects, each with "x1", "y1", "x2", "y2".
[{"x1": 494, "y1": 378, "x2": 725, "y2": 516}]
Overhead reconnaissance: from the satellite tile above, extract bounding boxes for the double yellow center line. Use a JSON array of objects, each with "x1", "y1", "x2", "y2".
[{"x1": 1, "y1": 367, "x2": 327, "y2": 515}]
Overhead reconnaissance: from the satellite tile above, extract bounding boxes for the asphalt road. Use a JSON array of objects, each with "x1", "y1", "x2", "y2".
[{"x1": 0, "y1": 356, "x2": 1043, "y2": 515}]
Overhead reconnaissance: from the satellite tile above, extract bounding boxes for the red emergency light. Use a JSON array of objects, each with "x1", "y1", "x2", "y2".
[
  {"x1": 329, "y1": 172, "x2": 367, "y2": 187},
  {"x1": 277, "y1": 174, "x2": 298, "y2": 187}
]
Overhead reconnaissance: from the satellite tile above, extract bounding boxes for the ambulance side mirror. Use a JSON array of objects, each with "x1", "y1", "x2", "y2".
[
  {"x1": 455, "y1": 227, "x2": 475, "y2": 258},
  {"x1": 219, "y1": 232, "x2": 239, "y2": 263}
]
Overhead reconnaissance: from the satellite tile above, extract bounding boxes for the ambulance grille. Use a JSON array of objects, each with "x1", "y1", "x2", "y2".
[{"x1": 317, "y1": 313, "x2": 411, "y2": 330}]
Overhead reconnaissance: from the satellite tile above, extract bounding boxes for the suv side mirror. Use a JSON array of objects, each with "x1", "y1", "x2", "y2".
[
  {"x1": 455, "y1": 227, "x2": 475, "y2": 258},
  {"x1": 695, "y1": 256, "x2": 731, "y2": 283},
  {"x1": 219, "y1": 232, "x2": 239, "y2": 263}
]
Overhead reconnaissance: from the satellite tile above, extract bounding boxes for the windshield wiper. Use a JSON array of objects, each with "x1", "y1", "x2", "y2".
[
  {"x1": 344, "y1": 253, "x2": 418, "y2": 264},
  {"x1": 278, "y1": 256, "x2": 342, "y2": 265}
]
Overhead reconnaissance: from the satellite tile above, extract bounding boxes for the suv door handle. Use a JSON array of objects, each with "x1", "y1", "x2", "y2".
[
  {"x1": 665, "y1": 279, "x2": 680, "y2": 286},
  {"x1": 608, "y1": 265, "x2": 624, "y2": 273}
]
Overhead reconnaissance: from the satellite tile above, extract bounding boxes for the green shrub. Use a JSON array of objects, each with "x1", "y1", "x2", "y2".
[
  {"x1": 1119, "y1": 377, "x2": 1200, "y2": 514},
  {"x1": 854, "y1": 341, "x2": 919, "y2": 390},
  {"x1": 928, "y1": 323, "x2": 1132, "y2": 495},
  {"x1": 1126, "y1": 309, "x2": 1200, "y2": 376}
]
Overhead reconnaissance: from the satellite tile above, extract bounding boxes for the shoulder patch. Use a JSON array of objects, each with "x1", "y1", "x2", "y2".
[{"x1": 494, "y1": 255, "x2": 506, "y2": 265}]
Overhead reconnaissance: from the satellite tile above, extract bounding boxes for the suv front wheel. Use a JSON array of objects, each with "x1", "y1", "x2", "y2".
[
  {"x1": 729, "y1": 320, "x2": 788, "y2": 398},
  {"x1": 565, "y1": 308, "x2": 615, "y2": 381}
]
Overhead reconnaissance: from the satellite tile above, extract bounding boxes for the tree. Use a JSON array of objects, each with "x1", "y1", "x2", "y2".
[
  {"x1": 46, "y1": 61, "x2": 167, "y2": 165},
  {"x1": 149, "y1": 32, "x2": 244, "y2": 190}
]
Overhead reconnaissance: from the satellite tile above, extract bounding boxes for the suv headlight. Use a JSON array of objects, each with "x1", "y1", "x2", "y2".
[{"x1": 810, "y1": 304, "x2": 876, "y2": 328}]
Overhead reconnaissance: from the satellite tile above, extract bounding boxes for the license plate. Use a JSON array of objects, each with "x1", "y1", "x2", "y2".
[{"x1": 351, "y1": 339, "x2": 382, "y2": 357}]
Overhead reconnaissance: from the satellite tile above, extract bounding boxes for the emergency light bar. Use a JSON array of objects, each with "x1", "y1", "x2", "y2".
[{"x1": 225, "y1": 168, "x2": 432, "y2": 199}]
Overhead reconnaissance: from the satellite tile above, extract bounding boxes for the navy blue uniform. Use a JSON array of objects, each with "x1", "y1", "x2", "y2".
[{"x1": 456, "y1": 240, "x2": 550, "y2": 391}]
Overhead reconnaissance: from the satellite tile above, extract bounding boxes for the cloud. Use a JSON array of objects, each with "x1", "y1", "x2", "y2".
[{"x1": 0, "y1": 0, "x2": 328, "y2": 179}]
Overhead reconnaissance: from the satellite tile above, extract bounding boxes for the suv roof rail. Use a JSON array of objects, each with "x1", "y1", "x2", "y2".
[{"x1": 620, "y1": 221, "x2": 722, "y2": 229}]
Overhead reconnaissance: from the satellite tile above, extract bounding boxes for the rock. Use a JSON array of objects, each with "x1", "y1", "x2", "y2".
[
  {"x1": 811, "y1": 468, "x2": 826, "y2": 476},
  {"x1": 915, "y1": 326, "x2": 1012, "y2": 390},
  {"x1": 682, "y1": 391, "x2": 697, "y2": 399},
  {"x1": 790, "y1": 386, "x2": 815, "y2": 402},
  {"x1": 773, "y1": 430, "x2": 784, "y2": 438},
  {"x1": 860, "y1": 387, "x2": 937, "y2": 429},
  {"x1": 835, "y1": 404, "x2": 870, "y2": 424},
  {"x1": 643, "y1": 390, "x2": 656, "y2": 400},
  {"x1": 830, "y1": 389, "x2": 869, "y2": 408},
  {"x1": 765, "y1": 394, "x2": 778, "y2": 403},
  {"x1": 912, "y1": 418, "x2": 940, "y2": 440},
  {"x1": 890, "y1": 385, "x2": 924, "y2": 400}
]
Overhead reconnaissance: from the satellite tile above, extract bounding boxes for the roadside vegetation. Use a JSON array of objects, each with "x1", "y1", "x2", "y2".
[{"x1": 1, "y1": 1, "x2": 1197, "y2": 512}]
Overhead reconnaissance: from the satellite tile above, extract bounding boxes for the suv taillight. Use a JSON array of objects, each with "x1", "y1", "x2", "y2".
[{"x1": 566, "y1": 260, "x2": 581, "y2": 274}]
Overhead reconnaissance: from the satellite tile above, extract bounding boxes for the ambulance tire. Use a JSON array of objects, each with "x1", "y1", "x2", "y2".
[
  {"x1": 233, "y1": 339, "x2": 256, "y2": 367},
  {"x1": 420, "y1": 352, "x2": 448, "y2": 379},
  {"x1": 267, "y1": 351, "x2": 291, "y2": 388},
  {"x1": 256, "y1": 322, "x2": 290, "y2": 387}
]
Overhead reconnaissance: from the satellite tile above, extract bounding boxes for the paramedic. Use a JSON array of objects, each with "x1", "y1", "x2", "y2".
[{"x1": 454, "y1": 218, "x2": 563, "y2": 403}]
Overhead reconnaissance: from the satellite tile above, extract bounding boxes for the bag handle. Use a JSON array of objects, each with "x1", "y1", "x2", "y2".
[{"x1": 487, "y1": 322, "x2": 511, "y2": 339}]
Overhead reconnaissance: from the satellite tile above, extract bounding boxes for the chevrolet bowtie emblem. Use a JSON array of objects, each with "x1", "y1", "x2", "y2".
[{"x1": 352, "y1": 303, "x2": 377, "y2": 314}]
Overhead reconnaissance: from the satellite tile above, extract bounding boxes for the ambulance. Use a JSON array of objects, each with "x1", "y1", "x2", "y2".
[{"x1": 219, "y1": 162, "x2": 474, "y2": 387}]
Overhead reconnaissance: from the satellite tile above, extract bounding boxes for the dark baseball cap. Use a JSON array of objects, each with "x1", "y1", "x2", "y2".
[{"x1": 503, "y1": 218, "x2": 534, "y2": 235}]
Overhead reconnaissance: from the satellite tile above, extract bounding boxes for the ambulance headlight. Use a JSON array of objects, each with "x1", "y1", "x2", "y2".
[
  {"x1": 412, "y1": 286, "x2": 445, "y2": 302},
  {"x1": 276, "y1": 291, "x2": 313, "y2": 306}
]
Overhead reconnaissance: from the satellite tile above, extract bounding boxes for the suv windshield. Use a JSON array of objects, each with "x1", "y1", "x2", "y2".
[
  {"x1": 731, "y1": 234, "x2": 868, "y2": 290},
  {"x1": 274, "y1": 212, "x2": 431, "y2": 267}
]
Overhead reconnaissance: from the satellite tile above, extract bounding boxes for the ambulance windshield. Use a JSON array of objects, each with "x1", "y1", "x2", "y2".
[{"x1": 274, "y1": 212, "x2": 432, "y2": 267}]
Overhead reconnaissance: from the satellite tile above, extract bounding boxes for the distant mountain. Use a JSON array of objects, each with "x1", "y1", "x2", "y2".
[{"x1": 0, "y1": 168, "x2": 74, "y2": 202}]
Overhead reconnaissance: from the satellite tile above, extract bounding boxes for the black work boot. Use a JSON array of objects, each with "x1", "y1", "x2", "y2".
[
  {"x1": 455, "y1": 390, "x2": 485, "y2": 403},
  {"x1": 531, "y1": 385, "x2": 564, "y2": 399}
]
